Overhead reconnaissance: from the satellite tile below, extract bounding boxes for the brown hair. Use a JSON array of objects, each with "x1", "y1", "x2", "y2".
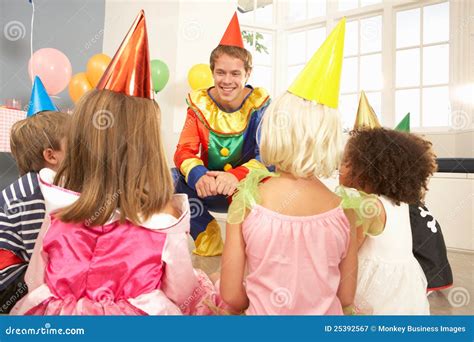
[
  {"x1": 54, "y1": 89, "x2": 174, "y2": 226},
  {"x1": 344, "y1": 128, "x2": 437, "y2": 205},
  {"x1": 210, "y1": 45, "x2": 253, "y2": 73},
  {"x1": 10, "y1": 111, "x2": 69, "y2": 176}
]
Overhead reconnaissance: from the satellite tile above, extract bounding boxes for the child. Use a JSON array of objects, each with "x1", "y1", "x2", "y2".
[
  {"x1": 339, "y1": 127, "x2": 437, "y2": 314},
  {"x1": 11, "y1": 11, "x2": 219, "y2": 316},
  {"x1": 219, "y1": 18, "x2": 359, "y2": 315},
  {"x1": 395, "y1": 113, "x2": 453, "y2": 292},
  {"x1": 0, "y1": 77, "x2": 68, "y2": 314}
]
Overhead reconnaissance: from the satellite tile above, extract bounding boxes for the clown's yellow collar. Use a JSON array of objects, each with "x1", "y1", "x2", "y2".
[{"x1": 187, "y1": 86, "x2": 270, "y2": 135}]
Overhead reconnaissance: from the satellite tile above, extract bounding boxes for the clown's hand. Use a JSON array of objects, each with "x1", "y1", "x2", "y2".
[
  {"x1": 206, "y1": 171, "x2": 238, "y2": 196},
  {"x1": 195, "y1": 174, "x2": 218, "y2": 198}
]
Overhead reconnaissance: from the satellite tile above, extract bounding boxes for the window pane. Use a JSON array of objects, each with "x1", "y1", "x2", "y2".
[
  {"x1": 360, "y1": 15, "x2": 382, "y2": 53},
  {"x1": 288, "y1": 31, "x2": 306, "y2": 65},
  {"x1": 242, "y1": 30, "x2": 254, "y2": 51},
  {"x1": 423, "y1": 2, "x2": 449, "y2": 44},
  {"x1": 423, "y1": 44, "x2": 449, "y2": 85},
  {"x1": 341, "y1": 57, "x2": 358, "y2": 93},
  {"x1": 256, "y1": 1, "x2": 273, "y2": 25},
  {"x1": 253, "y1": 32, "x2": 272, "y2": 65},
  {"x1": 423, "y1": 86, "x2": 450, "y2": 126},
  {"x1": 344, "y1": 20, "x2": 359, "y2": 57},
  {"x1": 365, "y1": 91, "x2": 382, "y2": 123},
  {"x1": 360, "y1": 0, "x2": 382, "y2": 7},
  {"x1": 340, "y1": 94, "x2": 359, "y2": 130},
  {"x1": 306, "y1": 27, "x2": 326, "y2": 60},
  {"x1": 308, "y1": 0, "x2": 326, "y2": 18},
  {"x1": 287, "y1": 64, "x2": 304, "y2": 88},
  {"x1": 396, "y1": 89, "x2": 420, "y2": 127},
  {"x1": 251, "y1": 65, "x2": 273, "y2": 94},
  {"x1": 396, "y1": 48, "x2": 420, "y2": 87},
  {"x1": 287, "y1": 0, "x2": 305, "y2": 23},
  {"x1": 238, "y1": 0, "x2": 255, "y2": 24},
  {"x1": 339, "y1": 0, "x2": 358, "y2": 11},
  {"x1": 360, "y1": 54, "x2": 382, "y2": 90},
  {"x1": 396, "y1": 8, "x2": 420, "y2": 48}
]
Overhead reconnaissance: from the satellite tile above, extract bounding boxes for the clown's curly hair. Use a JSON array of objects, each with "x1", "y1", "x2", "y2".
[{"x1": 344, "y1": 128, "x2": 437, "y2": 205}]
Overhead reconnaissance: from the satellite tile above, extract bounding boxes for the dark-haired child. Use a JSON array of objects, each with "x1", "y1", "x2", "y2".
[{"x1": 339, "y1": 127, "x2": 437, "y2": 314}]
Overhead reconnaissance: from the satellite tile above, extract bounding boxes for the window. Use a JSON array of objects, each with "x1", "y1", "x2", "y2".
[
  {"x1": 241, "y1": 0, "x2": 460, "y2": 131},
  {"x1": 339, "y1": 0, "x2": 382, "y2": 12},
  {"x1": 243, "y1": 30, "x2": 274, "y2": 94},
  {"x1": 238, "y1": 0, "x2": 275, "y2": 94},
  {"x1": 286, "y1": 0, "x2": 326, "y2": 23},
  {"x1": 287, "y1": 26, "x2": 326, "y2": 87},
  {"x1": 395, "y1": 2, "x2": 450, "y2": 128},
  {"x1": 339, "y1": 15, "x2": 383, "y2": 129}
]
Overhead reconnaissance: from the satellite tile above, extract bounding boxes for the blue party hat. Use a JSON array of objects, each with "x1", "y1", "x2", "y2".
[{"x1": 27, "y1": 76, "x2": 57, "y2": 117}]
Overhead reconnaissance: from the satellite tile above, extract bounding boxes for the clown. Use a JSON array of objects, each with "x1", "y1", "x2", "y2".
[{"x1": 173, "y1": 13, "x2": 271, "y2": 256}]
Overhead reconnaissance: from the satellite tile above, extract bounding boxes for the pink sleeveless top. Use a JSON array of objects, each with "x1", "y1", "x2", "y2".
[{"x1": 243, "y1": 204, "x2": 350, "y2": 315}]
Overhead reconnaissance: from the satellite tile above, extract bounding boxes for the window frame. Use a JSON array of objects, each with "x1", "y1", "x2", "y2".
[{"x1": 241, "y1": 0, "x2": 465, "y2": 133}]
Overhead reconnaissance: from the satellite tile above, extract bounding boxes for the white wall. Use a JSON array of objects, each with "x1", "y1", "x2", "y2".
[{"x1": 103, "y1": 0, "x2": 237, "y2": 164}]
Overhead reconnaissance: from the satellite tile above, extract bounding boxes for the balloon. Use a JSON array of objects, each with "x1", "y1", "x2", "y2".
[
  {"x1": 69, "y1": 72, "x2": 92, "y2": 103},
  {"x1": 150, "y1": 59, "x2": 170, "y2": 92},
  {"x1": 28, "y1": 48, "x2": 72, "y2": 95},
  {"x1": 86, "y1": 53, "x2": 112, "y2": 87},
  {"x1": 187, "y1": 64, "x2": 213, "y2": 90}
]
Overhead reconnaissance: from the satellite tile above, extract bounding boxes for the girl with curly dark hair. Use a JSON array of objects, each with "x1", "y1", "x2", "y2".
[{"x1": 339, "y1": 127, "x2": 437, "y2": 315}]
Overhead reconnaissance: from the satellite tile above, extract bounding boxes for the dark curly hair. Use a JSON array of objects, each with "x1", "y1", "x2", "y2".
[{"x1": 343, "y1": 128, "x2": 437, "y2": 205}]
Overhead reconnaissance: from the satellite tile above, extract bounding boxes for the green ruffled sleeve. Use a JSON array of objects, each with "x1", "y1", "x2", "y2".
[
  {"x1": 227, "y1": 168, "x2": 278, "y2": 224},
  {"x1": 335, "y1": 185, "x2": 385, "y2": 236}
]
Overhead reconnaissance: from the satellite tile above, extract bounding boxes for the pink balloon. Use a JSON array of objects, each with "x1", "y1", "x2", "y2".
[{"x1": 28, "y1": 48, "x2": 72, "y2": 95}]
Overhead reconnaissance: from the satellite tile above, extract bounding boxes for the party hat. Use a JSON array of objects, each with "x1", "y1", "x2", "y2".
[
  {"x1": 395, "y1": 113, "x2": 410, "y2": 132},
  {"x1": 27, "y1": 76, "x2": 58, "y2": 117},
  {"x1": 219, "y1": 12, "x2": 244, "y2": 48},
  {"x1": 96, "y1": 10, "x2": 152, "y2": 99},
  {"x1": 353, "y1": 91, "x2": 381, "y2": 129},
  {"x1": 288, "y1": 17, "x2": 346, "y2": 108}
]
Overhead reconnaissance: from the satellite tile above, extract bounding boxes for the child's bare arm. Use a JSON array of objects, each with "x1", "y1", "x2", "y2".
[
  {"x1": 220, "y1": 222, "x2": 249, "y2": 312},
  {"x1": 337, "y1": 209, "x2": 359, "y2": 308}
]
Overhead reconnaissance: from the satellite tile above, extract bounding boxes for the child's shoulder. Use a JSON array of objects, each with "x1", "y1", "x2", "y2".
[
  {"x1": 258, "y1": 177, "x2": 342, "y2": 216},
  {"x1": 0, "y1": 172, "x2": 44, "y2": 207}
]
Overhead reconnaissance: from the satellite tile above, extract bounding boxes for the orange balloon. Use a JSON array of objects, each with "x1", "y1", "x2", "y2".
[
  {"x1": 69, "y1": 72, "x2": 92, "y2": 103},
  {"x1": 86, "y1": 53, "x2": 111, "y2": 87}
]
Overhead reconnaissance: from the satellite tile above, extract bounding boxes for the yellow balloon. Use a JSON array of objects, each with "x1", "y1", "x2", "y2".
[
  {"x1": 188, "y1": 64, "x2": 214, "y2": 90},
  {"x1": 69, "y1": 72, "x2": 92, "y2": 103},
  {"x1": 86, "y1": 53, "x2": 112, "y2": 87}
]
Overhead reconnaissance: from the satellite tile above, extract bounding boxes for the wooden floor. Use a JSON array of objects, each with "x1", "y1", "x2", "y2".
[{"x1": 190, "y1": 237, "x2": 473, "y2": 315}]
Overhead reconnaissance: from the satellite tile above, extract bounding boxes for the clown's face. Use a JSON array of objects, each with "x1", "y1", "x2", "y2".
[{"x1": 212, "y1": 53, "x2": 250, "y2": 111}]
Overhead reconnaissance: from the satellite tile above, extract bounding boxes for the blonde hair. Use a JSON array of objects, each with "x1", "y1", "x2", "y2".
[
  {"x1": 54, "y1": 89, "x2": 174, "y2": 226},
  {"x1": 259, "y1": 92, "x2": 343, "y2": 178},
  {"x1": 10, "y1": 111, "x2": 69, "y2": 176}
]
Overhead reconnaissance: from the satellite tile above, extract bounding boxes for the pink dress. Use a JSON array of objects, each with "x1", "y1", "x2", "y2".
[
  {"x1": 242, "y1": 204, "x2": 350, "y2": 315},
  {"x1": 11, "y1": 169, "x2": 220, "y2": 315}
]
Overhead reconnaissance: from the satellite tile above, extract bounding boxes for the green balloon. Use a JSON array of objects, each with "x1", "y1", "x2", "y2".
[{"x1": 151, "y1": 59, "x2": 170, "y2": 92}]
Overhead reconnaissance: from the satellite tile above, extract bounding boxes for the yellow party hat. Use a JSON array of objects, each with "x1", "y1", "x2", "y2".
[
  {"x1": 288, "y1": 17, "x2": 346, "y2": 108},
  {"x1": 353, "y1": 91, "x2": 381, "y2": 129}
]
